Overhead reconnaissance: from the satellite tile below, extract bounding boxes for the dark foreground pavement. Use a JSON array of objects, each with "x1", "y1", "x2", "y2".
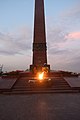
[{"x1": 0, "y1": 94, "x2": 80, "y2": 120}]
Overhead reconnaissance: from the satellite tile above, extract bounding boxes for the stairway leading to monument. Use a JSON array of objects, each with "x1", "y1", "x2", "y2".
[{"x1": 2, "y1": 77, "x2": 79, "y2": 94}]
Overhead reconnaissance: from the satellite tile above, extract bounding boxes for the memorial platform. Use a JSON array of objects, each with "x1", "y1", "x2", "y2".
[{"x1": 0, "y1": 76, "x2": 80, "y2": 95}]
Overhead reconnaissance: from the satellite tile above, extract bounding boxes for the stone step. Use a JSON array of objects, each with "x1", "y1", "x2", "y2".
[
  {"x1": 9, "y1": 77, "x2": 73, "y2": 94},
  {"x1": 12, "y1": 88, "x2": 72, "y2": 91},
  {"x1": 13, "y1": 85, "x2": 70, "y2": 90},
  {"x1": 13, "y1": 82, "x2": 70, "y2": 86},
  {"x1": 13, "y1": 84, "x2": 69, "y2": 88},
  {"x1": 2, "y1": 89, "x2": 79, "y2": 95}
]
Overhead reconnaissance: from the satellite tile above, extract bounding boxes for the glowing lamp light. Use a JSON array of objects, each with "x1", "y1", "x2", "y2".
[{"x1": 38, "y1": 72, "x2": 44, "y2": 81}]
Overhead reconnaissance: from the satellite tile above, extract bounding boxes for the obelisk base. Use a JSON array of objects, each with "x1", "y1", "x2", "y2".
[{"x1": 30, "y1": 64, "x2": 50, "y2": 73}]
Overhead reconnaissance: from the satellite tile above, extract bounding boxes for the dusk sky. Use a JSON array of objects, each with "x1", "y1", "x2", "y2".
[{"x1": 0, "y1": 0, "x2": 80, "y2": 72}]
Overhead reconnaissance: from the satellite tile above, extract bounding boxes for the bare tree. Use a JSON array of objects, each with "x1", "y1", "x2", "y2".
[{"x1": 0, "y1": 64, "x2": 3, "y2": 75}]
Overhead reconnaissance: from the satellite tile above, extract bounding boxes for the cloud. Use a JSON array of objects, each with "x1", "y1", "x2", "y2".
[
  {"x1": 59, "y1": 3, "x2": 80, "y2": 33},
  {"x1": 47, "y1": 27, "x2": 67, "y2": 43},
  {"x1": 47, "y1": 27, "x2": 67, "y2": 45},
  {"x1": 46, "y1": 24, "x2": 80, "y2": 72},
  {"x1": 46, "y1": 25, "x2": 69, "y2": 56},
  {"x1": 48, "y1": 50, "x2": 80, "y2": 72},
  {"x1": 65, "y1": 32, "x2": 80, "y2": 40},
  {"x1": 67, "y1": 8, "x2": 80, "y2": 19},
  {"x1": 0, "y1": 27, "x2": 32, "y2": 55},
  {"x1": 0, "y1": 54, "x2": 31, "y2": 72},
  {"x1": 61, "y1": 4, "x2": 80, "y2": 19}
]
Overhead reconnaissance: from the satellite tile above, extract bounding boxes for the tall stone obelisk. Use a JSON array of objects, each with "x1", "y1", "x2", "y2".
[{"x1": 30, "y1": 0, "x2": 50, "y2": 71}]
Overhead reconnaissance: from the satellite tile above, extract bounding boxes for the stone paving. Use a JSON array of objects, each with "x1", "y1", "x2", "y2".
[
  {"x1": 65, "y1": 77, "x2": 80, "y2": 87},
  {"x1": 0, "y1": 94, "x2": 80, "y2": 120},
  {"x1": 0, "y1": 78, "x2": 17, "y2": 89}
]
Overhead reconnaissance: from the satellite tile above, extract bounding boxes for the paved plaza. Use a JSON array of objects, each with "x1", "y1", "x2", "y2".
[{"x1": 0, "y1": 94, "x2": 80, "y2": 120}]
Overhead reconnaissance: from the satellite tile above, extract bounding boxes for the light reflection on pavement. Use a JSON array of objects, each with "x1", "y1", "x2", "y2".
[{"x1": 0, "y1": 94, "x2": 80, "y2": 120}]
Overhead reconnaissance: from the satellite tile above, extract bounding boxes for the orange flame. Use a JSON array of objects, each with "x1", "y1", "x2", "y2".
[{"x1": 38, "y1": 72, "x2": 44, "y2": 81}]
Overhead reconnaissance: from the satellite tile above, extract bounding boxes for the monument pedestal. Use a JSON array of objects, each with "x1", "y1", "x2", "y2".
[{"x1": 30, "y1": 64, "x2": 50, "y2": 72}]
